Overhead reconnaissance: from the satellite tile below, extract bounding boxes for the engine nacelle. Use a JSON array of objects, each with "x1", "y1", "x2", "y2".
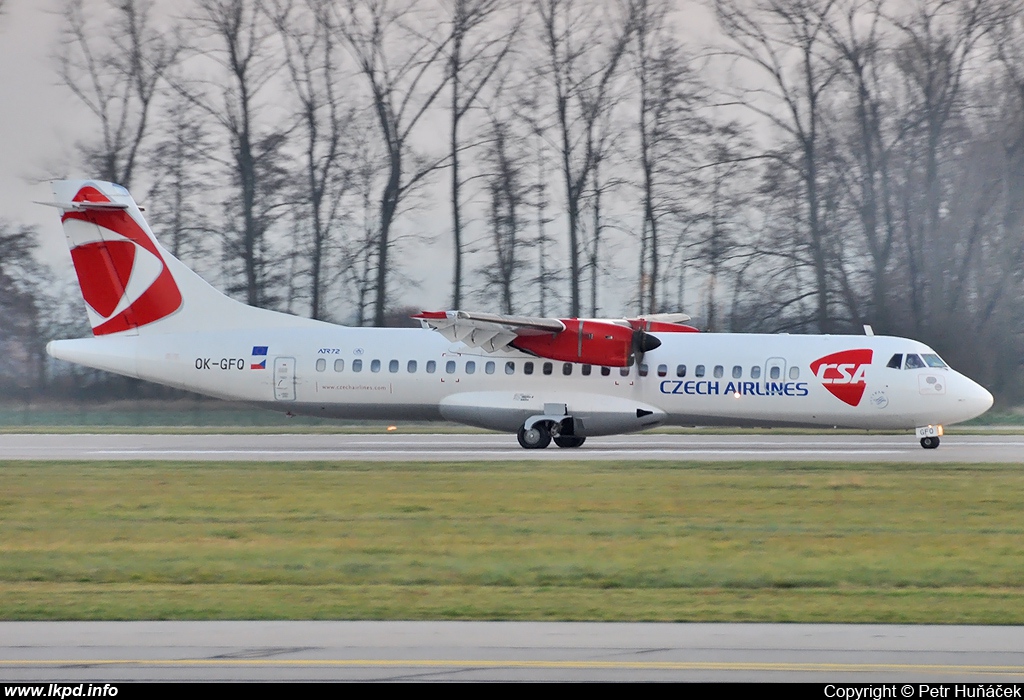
[{"x1": 511, "y1": 319, "x2": 651, "y2": 367}]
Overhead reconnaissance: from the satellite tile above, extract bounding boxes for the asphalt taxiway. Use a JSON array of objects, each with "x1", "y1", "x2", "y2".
[
  {"x1": 2, "y1": 622, "x2": 1024, "y2": 682},
  {"x1": 1, "y1": 432, "x2": 1023, "y2": 462}
]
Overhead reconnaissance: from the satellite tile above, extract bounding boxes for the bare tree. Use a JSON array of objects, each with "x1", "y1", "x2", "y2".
[
  {"x1": 886, "y1": 0, "x2": 999, "y2": 336},
  {"x1": 714, "y1": 0, "x2": 843, "y2": 332},
  {"x1": 268, "y1": 0, "x2": 359, "y2": 320},
  {"x1": 632, "y1": 0, "x2": 711, "y2": 314},
  {"x1": 445, "y1": 0, "x2": 520, "y2": 310},
  {"x1": 181, "y1": 0, "x2": 289, "y2": 307},
  {"x1": 145, "y1": 95, "x2": 215, "y2": 269},
  {"x1": 821, "y1": 0, "x2": 905, "y2": 331},
  {"x1": 331, "y1": 0, "x2": 451, "y2": 326},
  {"x1": 478, "y1": 97, "x2": 532, "y2": 313},
  {"x1": 56, "y1": 0, "x2": 181, "y2": 188},
  {"x1": 0, "y1": 222, "x2": 48, "y2": 390},
  {"x1": 536, "y1": 0, "x2": 637, "y2": 317}
]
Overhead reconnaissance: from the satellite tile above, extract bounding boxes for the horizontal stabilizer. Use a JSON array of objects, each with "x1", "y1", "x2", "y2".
[{"x1": 36, "y1": 200, "x2": 130, "y2": 212}]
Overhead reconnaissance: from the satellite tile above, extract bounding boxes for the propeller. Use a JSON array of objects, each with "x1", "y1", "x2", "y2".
[{"x1": 631, "y1": 329, "x2": 661, "y2": 365}]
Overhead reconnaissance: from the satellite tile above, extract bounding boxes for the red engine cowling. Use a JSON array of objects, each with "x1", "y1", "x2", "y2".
[{"x1": 511, "y1": 319, "x2": 640, "y2": 367}]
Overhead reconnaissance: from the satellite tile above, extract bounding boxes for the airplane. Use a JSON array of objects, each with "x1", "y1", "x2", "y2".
[{"x1": 42, "y1": 179, "x2": 994, "y2": 449}]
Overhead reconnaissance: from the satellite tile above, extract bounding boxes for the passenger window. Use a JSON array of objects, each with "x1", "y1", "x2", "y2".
[
  {"x1": 524, "y1": 362, "x2": 534, "y2": 375},
  {"x1": 505, "y1": 361, "x2": 515, "y2": 375},
  {"x1": 751, "y1": 366, "x2": 761, "y2": 379},
  {"x1": 485, "y1": 361, "x2": 495, "y2": 374},
  {"x1": 657, "y1": 364, "x2": 668, "y2": 377},
  {"x1": 446, "y1": 360, "x2": 456, "y2": 374},
  {"x1": 789, "y1": 366, "x2": 800, "y2": 380},
  {"x1": 639, "y1": 363, "x2": 649, "y2": 377},
  {"x1": 582, "y1": 365, "x2": 592, "y2": 376},
  {"x1": 334, "y1": 359, "x2": 344, "y2": 372},
  {"x1": 619, "y1": 366, "x2": 631, "y2": 377},
  {"x1": 887, "y1": 354, "x2": 903, "y2": 369},
  {"x1": 466, "y1": 361, "x2": 476, "y2": 374},
  {"x1": 562, "y1": 363, "x2": 572, "y2": 376},
  {"x1": 732, "y1": 365, "x2": 742, "y2": 379},
  {"x1": 905, "y1": 354, "x2": 925, "y2": 369},
  {"x1": 371, "y1": 359, "x2": 381, "y2": 373},
  {"x1": 713, "y1": 365, "x2": 723, "y2": 378},
  {"x1": 352, "y1": 359, "x2": 363, "y2": 372},
  {"x1": 676, "y1": 364, "x2": 686, "y2": 377},
  {"x1": 695, "y1": 365, "x2": 705, "y2": 378},
  {"x1": 543, "y1": 362, "x2": 553, "y2": 375},
  {"x1": 426, "y1": 360, "x2": 436, "y2": 373},
  {"x1": 389, "y1": 359, "x2": 399, "y2": 373},
  {"x1": 316, "y1": 358, "x2": 326, "y2": 372},
  {"x1": 601, "y1": 367, "x2": 611, "y2": 376},
  {"x1": 770, "y1": 366, "x2": 781, "y2": 380},
  {"x1": 407, "y1": 360, "x2": 417, "y2": 373}
]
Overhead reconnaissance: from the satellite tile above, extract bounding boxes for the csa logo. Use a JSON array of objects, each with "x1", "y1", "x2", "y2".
[
  {"x1": 810, "y1": 349, "x2": 873, "y2": 407},
  {"x1": 64, "y1": 185, "x2": 182, "y2": 335}
]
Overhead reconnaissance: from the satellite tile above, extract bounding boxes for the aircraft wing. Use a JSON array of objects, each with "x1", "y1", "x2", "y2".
[
  {"x1": 412, "y1": 311, "x2": 565, "y2": 352},
  {"x1": 413, "y1": 310, "x2": 684, "y2": 367}
]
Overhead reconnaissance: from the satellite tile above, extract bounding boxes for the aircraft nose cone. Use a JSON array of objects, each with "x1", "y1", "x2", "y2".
[
  {"x1": 977, "y1": 383, "x2": 994, "y2": 414},
  {"x1": 963, "y1": 378, "x2": 994, "y2": 420}
]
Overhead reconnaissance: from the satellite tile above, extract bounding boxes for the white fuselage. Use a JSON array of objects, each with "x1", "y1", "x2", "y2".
[{"x1": 48, "y1": 326, "x2": 994, "y2": 436}]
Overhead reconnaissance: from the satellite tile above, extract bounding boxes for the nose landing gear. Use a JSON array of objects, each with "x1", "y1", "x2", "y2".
[{"x1": 916, "y1": 425, "x2": 943, "y2": 449}]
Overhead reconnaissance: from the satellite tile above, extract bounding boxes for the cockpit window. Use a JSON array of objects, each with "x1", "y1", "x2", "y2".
[
  {"x1": 887, "y1": 354, "x2": 903, "y2": 369},
  {"x1": 922, "y1": 353, "x2": 948, "y2": 368},
  {"x1": 904, "y1": 354, "x2": 926, "y2": 369}
]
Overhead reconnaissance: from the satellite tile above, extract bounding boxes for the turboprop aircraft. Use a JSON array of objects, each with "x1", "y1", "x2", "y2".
[{"x1": 43, "y1": 180, "x2": 993, "y2": 449}]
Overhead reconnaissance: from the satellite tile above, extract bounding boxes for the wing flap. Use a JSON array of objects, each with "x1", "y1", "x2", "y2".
[{"x1": 413, "y1": 311, "x2": 533, "y2": 352}]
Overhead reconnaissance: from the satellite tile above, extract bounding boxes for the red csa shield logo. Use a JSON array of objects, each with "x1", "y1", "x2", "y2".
[
  {"x1": 810, "y1": 349, "x2": 873, "y2": 407},
  {"x1": 63, "y1": 186, "x2": 182, "y2": 335}
]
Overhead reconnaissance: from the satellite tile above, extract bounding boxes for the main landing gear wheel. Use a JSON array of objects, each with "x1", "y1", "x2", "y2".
[
  {"x1": 554, "y1": 436, "x2": 586, "y2": 448},
  {"x1": 518, "y1": 423, "x2": 552, "y2": 449},
  {"x1": 920, "y1": 436, "x2": 940, "y2": 449}
]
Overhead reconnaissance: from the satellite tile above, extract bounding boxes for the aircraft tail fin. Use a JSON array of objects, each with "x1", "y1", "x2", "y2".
[{"x1": 46, "y1": 180, "x2": 317, "y2": 336}]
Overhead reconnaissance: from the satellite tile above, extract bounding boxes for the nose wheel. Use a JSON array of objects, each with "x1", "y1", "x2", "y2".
[{"x1": 920, "y1": 436, "x2": 940, "y2": 449}]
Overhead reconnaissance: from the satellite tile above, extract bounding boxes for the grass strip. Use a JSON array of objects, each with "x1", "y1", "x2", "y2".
[{"x1": 2, "y1": 460, "x2": 1023, "y2": 622}]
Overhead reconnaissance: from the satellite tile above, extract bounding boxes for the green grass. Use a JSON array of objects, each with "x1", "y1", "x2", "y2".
[{"x1": 2, "y1": 460, "x2": 1023, "y2": 622}]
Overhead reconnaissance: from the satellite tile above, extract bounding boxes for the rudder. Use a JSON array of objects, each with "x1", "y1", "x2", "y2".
[{"x1": 48, "y1": 180, "x2": 318, "y2": 336}]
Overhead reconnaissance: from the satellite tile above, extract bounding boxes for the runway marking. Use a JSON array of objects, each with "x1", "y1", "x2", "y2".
[
  {"x1": 84, "y1": 449, "x2": 908, "y2": 457},
  {"x1": 3, "y1": 659, "x2": 1024, "y2": 676}
]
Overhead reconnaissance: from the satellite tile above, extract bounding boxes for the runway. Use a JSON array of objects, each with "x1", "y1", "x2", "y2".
[
  {"x1": 2, "y1": 622, "x2": 1024, "y2": 682},
  {"x1": 2, "y1": 432, "x2": 1023, "y2": 462}
]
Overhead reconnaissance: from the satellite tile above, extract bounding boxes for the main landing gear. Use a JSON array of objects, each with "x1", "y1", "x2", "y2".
[
  {"x1": 517, "y1": 422, "x2": 587, "y2": 449},
  {"x1": 518, "y1": 423, "x2": 552, "y2": 449},
  {"x1": 517, "y1": 405, "x2": 587, "y2": 450}
]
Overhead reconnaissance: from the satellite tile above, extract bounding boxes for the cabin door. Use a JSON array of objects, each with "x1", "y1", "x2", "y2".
[{"x1": 274, "y1": 357, "x2": 296, "y2": 401}]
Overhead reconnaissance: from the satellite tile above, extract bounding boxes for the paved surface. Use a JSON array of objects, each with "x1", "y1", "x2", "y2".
[
  {"x1": 2, "y1": 432, "x2": 1023, "y2": 462},
  {"x1": 2, "y1": 622, "x2": 1023, "y2": 682}
]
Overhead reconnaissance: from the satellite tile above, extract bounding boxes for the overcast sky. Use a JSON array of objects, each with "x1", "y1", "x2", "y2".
[{"x1": 0, "y1": 0, "x2": 88, "y2": 268}]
